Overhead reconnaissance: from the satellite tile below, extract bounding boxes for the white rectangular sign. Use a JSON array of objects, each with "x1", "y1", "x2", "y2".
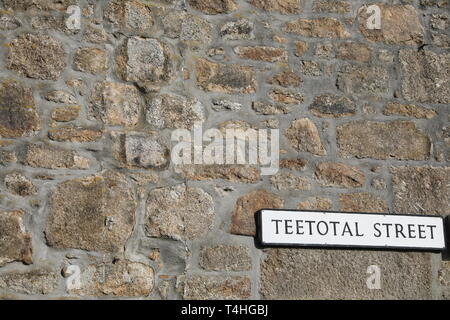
[{"x1": 259, "y1": 210, "x2": 446, "y2": 251}]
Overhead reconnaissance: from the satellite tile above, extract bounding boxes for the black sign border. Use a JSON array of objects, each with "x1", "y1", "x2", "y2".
[{"x1": 256, "y1": 209, "x2": 448, "y2": 252}]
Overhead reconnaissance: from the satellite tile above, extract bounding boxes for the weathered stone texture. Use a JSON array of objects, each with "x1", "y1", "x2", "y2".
[
  {"x1": 180, "y1": 275, "x2": 251, "y2": 300},
  {"x1": 89, "y1": 81, "x2": 142, "y2": 127},
  {"x1": 315, "y1": 162, "x2": 365, "y2": 188},
  {"x1": 220, "y1": 20, "x2": 254, "y2": 40},
  {"x1": 337, "y1": 65, "x2": 389, "y2": 96},
  {"x1": 383, "y1": 103, "x2": 437, "y2": 119},
  {"x1": 3, "y1": 0, "x2": 75, "y2": 11},
  {"x1": 175, "y1": 165, "x2": 260, "y2": 183},
  {"x1": 0, "y1": 269, "x2": 59, "y2": 295},
  {"x1": 0, "y1": 79, "x2": 40, "y2": 138},
  {"x1": 359, "y1": 4, "x2": 424, "y2": 45},
  {"x1": 248, "y1": 0, "x2": 304, "y2": 14},
  {"x1": 284, "y1": 18, "x2": 350, "y2": 38},
  {"x1": 261, "y1": 249, "x2": 432, "y2": 299},
  {"x1": 146, "y1": 184, "x2": 215, "y2": 240},
  {"x1": 200, "y1": 245, "x2": 252, "y2": 271},
  {"x1": 337, "y1": 121, "x2": 431, "y2": 160},
  {"x1": 313, "y1": 0, "x2": 351, "y2": 13},
  {"x1": 111, "y1": 131, "x2": 169, "y2": 169},
  {"x1": 235, "y1": 46, "x2": 288, "y2": 63},
  {"x1": 146, "y1": 93, "x2": 205, "y2": 129},
  {"x1": 285, "y1": 118, "x2": 326, "y2": 156},
  {"x1": 51, "y1": 106, "x2": 80, "y2": 122},
  {"x1": 48, "y1": 126, "x2": 102, "y2": 143},
  {"x1": 270, "y1": 172, "x2": 311, "y2": 191},
  {"x1": 231, "y1": 189, "x2": 283, "y2": 236},
  {"x1": 46, "y1": 171, "x2": 136, "y2": 253},
  {"x1": 298, "y1": 197, "x2": 332, "y2": 211},
  {"x1": 74, "y1": 48, "x2": 109, "y2": 74},
  {"x1": 340, "y1": 192, "x2": 388, "y2": 213},
  {"x1": 7, "y1": 34, "x2": 66, "y2": 80},
  {"x1": 0, "y1": 210, "x2": 33, "y2": 267},
  {"x1": 391, "y1": 166, "x2": 449, "y2": 215},
  {"x1": 399, "y1": 50, "x2": 450, "y2": 104},
  {"x1": 309, "y1": 94, "x2": 355, "y2": 118},
  {"x1": 23, "y1": 143, "x2": 91, "y2": 169},
  {"x1": 5, "y1": 173, "x2": 37, "y2": 196},
  {"x1": 105, "y1": 0, "x2": 154, "y2": 34},
  {"x1": 189, "y1": 0, "x2": 237, "y2": 14},
  {"x1": 162, "y1": 11, "x2": 212, "y2": 46},
  {"x1": 117, "y1": 37, "x2": 175, "y2": 84},
  {"x1": 268, "y1": 70, "x2": 302, "y2": 88},
  {"x1": 68, "y1": 260, "x2": 154, "y2": 297},
  {"x1": 196, "y1": 58, "x2": 257, "y2": 94}
]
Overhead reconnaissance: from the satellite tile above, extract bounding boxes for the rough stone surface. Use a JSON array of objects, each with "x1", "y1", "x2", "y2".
[
  {"x1": 336, "y1": 43, "x2": 371, "y2": 62},
  {"x1": 391, "y1": 166, "x2": 450, "y2": 215},
  {"x1": 188, "y1": 0, "x2": 237, "y2": 14},
  {"x1": 231, "y1": 189, "x2": 283, "y2": 236},
  {"x1": 89, "y1": 81, "x2": 142, "y2": 127},
  {"x1": 74, "y1": 48, "x2": 109, "y2": 74},
  {"x1": 0, "y1": 269, "x2": 59, "y2": 295},
  {"x1": 124, "y1": 132, "x2": 169, "y2": 169},
  {"x1": 46, "y1": 171, "x2": 136, "y2": 253},
  {"x1": 23, "y1": 143, "x2": 90, "y2": 169},
  {"x1": 359, "y1": 4, "x2": 424, "y2": 45},
  {"x1": 261, "y1": 249, "x2": 432, "y2": 299},
  {"x1": 268, "y1": 70, "x2": 302, "y2": 88},
  {"x1": 252, "y1": 102, "x2": 292, "y2": 115},
  {"x1": 315, "y1": 162, "x2": 365, "y2": 188},
  {"x1": 117, "y1": 37, "x2": 174, "y2": 84},
  {"x1": 269, "y1": 89, "x2": 304, "y2": 104},
  {"x1": 285, "y1": 118, "x2": 326, "y2": 156},
  {"x1": 298, "y1": 197, "x2": 332, "y2": 210},
  {"x1": 399, "y1": 50, "x2": 450, "y2": 104},
  {"x1": 247, "y1": 0, "x2": 304, "y2": 14},
  {"x1": 45, "y1": 91, "x2": 77, "y2": 104},
  {"x1": 69, "y1": 260, "x2": 154, "y2": 297},
  {"x1": 146, "y1": 184, "x2": 215, "y2": 241},
  {"x1": 0, "y1": 210, "x2": 33, "y2": 266},
  {"x1": 340, "y1": 192, "x2": 388, "y2": 213},
  {"x1": 180, "y1": 275, "x2": 251, "y2": 300},
  {"x1": 313, "y1": 0, "x2": 350, "y2": 13},
  {"x1": 5, "y1": 173, "x2": 37, "y2": 196},
  {"x1": 196, "y1": 58, "x2": 257, "y2": 94},
  {"x1": 105, "y1": 0, "x2": 154, "y2": 34},
  {"x1": 337, "y1": 65, "x2": 389, "y2": 96},
  {"x1": 337, "y1": 121, "x2": 431, "y2": 160},
  {"x1": 7, "y1": 34, "x2": 66, "y2": 80},
  {"x1": 235, "y1": 46, "x2": 288, "y2": 63},
  {"x1": 176, "y1": 165, "x2": 260, "y2": 183},
  {"x1": 270, "y1": 172, "x2": 311, "y2": 191},
  {"x1": 0, "y1": 0, "x2": 448, "y2": 301},
  {"x1": 162, "y1": 11, "x2": 212, "y2": 46},
  {"x1": 146, "y1": 93, "x2": 205, "y2": 129},
  {"x1": 200, "y1": 245, "x2": 252, "y2": 271},
  {"x1": 0, "y1": 14, "x2": 21, "y2": 30},
  {"x1": 309, "y1": 94, "x2": 355, "y2": 118},
  {"x1": 0, "y1": 78, "x2": 40, "y2": 138},
  {"x1": 51, "y1": 106, "x2": 80, "y2": 122},
  {"x1": 3, "y1": 0, "x2": 75, "y2": 11},
  {"x1": 383, "y1": 103, "x2": 437, "y2": 119},
  {"x1": 48, "y1": 126, "x2": 103, "y2": 143},
  {"x1": 284, "y1": 18, "x2": 350, "y2": 38},
  {"x1": 220, "y1": 19, "x2": 254, "y2": 40}
]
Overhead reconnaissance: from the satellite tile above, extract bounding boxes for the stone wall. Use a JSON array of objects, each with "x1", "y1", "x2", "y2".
[{"x1": 0, "y1": 0, "x2": 449, "y2": 299}]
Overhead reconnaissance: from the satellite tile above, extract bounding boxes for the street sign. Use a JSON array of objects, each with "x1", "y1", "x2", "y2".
[{"x1": 258, "y1": 209, "x2": 446, "y2": 251}]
